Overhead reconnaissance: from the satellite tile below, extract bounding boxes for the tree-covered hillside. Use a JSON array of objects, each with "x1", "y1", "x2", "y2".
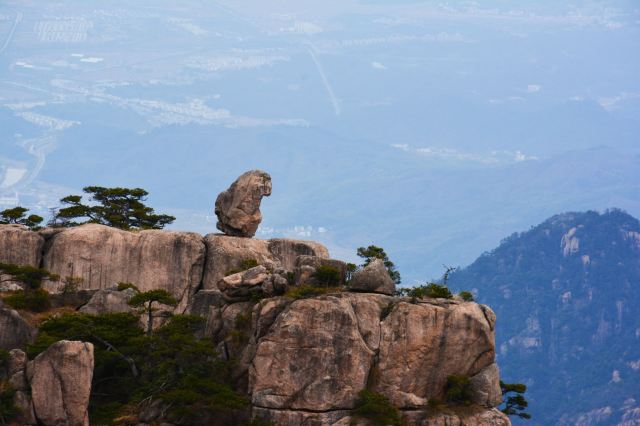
[{"x1": 448, "y1": 209, "x2": 640, "y2": 425}]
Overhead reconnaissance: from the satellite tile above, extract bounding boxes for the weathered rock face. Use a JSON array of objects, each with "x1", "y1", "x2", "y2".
[
  {"x1": 205, "y1": 292, "x2": 507, "y2": 425},
  {"x1": 469, "y1": 363, "x2": 503, "y2": 408},
  {"x1": 253, "y1": 406, "x2": 510, "y2": 426},
  {"x1": 214, "y1": 170, "x2": 272, "y2": 237},
  {"x1": 0, "y1": 224, "x2": 44, "y2": 266},
  {"x1": 374, "y1": 300, "x2": 496, "y2": 407},
  {"x1": 6, "y1": 349, "x2": 37, "y2": 425},
  {"x1": 202, "y1": 234, "x2": 329, "y2": 290},
  {"x1": 0, "y1": 224, "x2": 45, "y2": 290},
  {"x1": 250, "y1": 293, "x2": 389, "y2": 411},
  {"x1": 42, "y1": 224, "x2": 206, "y2": 311},
  {"x1": 348, "y1": 258, "x2": 396, "y2": 295},
  {"x1": 0, "y1": 304, "x2": 37, "y2": 350},
  {"x1": 28, "y1": 340, "x2": 94, "y2": 426},
  {"x1": 79, "y1": 288, "x2": 137, "y2": 315},
  {"x1": 401, "y1": 407, "x2": 511, "y2": 426}
]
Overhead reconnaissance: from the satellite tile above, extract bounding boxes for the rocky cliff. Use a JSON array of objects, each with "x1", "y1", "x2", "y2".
[{"x1": 0, "y1": 223, "x2": 510, "y2": 425}]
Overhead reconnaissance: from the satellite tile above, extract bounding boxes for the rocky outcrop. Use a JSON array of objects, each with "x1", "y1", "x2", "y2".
[
  {"x1": 195, "y1": 292, "x2": 506, "y2": 425},
  {"x1": 29, "y1": 341, "x2": 94, "y2": 426},
  {"x1": 0, "y1": 304, "x2": 37, "y2": 350},
  {"x1": 215, "y1": 170, "x2": 272, "y2": 237},
  {"x1": 41, "y1": 224, "x2": 206, "y2": 312},
  {"x1": 6, "y1": 349, "x2": 37, "y2": 425},
  {"x1": 1, "y1": 218, "x2": 510, "y2": 425},
  {"x1": 8, "y1": 341, "x2": 94, "y2": 426},
  {"x1": 374, "y1": 300, "x2": 496, "y2": 407},
  {"x1": 202, "y1": 234, "x2": 329, "y2": 290},
  {"x1": 469, "y1": 363, "x2": 503, "y2": 407},
  {"x1": 348, "y1": 258, "x2": 396, "y2": 295},
  {"x1": 218, "y1": 265, "x2": 289, "y2": 301},
  {"x1": 250, "y1": 293, "x2": 387, "y2": 411},
  {"x1": 401, "y1": 407, "x2": 511, "y2": 426},
  {"x1": 0, "y1": 224, "x2": 44, "y2": 267},
  {"x1": 0, "y1": 224, "x2": 45, "y2": 290},
  {"x1": 252, "y1": 406, "x2": 510, "y2": 426},
  {"x1": 79, "y1": 287, "x2": 137, "y2": 314}
]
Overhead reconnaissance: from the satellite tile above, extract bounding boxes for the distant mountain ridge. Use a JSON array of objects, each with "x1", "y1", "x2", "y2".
[{"x1": 448, "y1": 209, "x2": 640, "y2": 425}]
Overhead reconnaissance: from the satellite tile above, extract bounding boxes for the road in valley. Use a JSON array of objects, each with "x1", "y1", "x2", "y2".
[{"x1": 0, "y1": 9, "x2": 22, "y2": 55}]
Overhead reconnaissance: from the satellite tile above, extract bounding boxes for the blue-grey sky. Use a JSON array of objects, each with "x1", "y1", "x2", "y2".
[{"x1": 1, "y1": 0, "x2": 639, "y2": 281}]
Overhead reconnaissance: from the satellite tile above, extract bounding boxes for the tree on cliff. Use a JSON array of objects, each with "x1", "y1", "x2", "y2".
[
  {"x1": 0, "y1": 263, "x2": 59, "y2": 312},
  {"x1": 0, "y1": 206, "x2": 43, "y2": 230},
  {"x1": 128, "y1": 289, "x2": 178, "y2": 335},
  {"x1": 500, "y1": 381, "x2": 531, "y2": 419},
  {"x1": 356, "y1": 245, "x2": 401, "y2": 285},
  {"x1": 53, "y1": 186, "x2": 175, "y2": 230},
  {"x1": 29, "y1": 313, "x2": 249, "y2": 425}
]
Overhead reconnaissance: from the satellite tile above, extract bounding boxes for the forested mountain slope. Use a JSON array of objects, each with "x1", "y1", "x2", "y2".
[{"x1": 449, "y1": 209, "x2": 640, "y2": 425}]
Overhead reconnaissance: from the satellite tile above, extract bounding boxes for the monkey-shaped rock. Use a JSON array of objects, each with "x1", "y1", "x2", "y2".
[{"x1": 215, "y1": 170, "x2": 272, "y2": 238}]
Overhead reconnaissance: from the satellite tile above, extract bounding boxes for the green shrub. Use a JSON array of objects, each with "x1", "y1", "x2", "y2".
[
  {"x1": 234, "y1": 311, "x2": 252, "y2": 330},
  {"x1": 398, "y1": 283, "x2": 453, "y2": 300},
  {"x1": 117, "y1": 282, "x2": 139, "y2": 292},
  {"x1": 286, "y1": 285, "x2": 339, "y2": 300},
  {"x1": 444, "y1": 375, "x2": 472, "y2": 405},
  {"x1": 0, "y1": 382, "x2": 18, "y2": 424},
  {"x1": 0, "y1": 349, "x2": 9, "y2": 375},
  {"x1": 428, "y1": 398, "x2": 442, "y2": 408},
  {"x1": 313, "y1": 265, "x2": 342, "y2": 286},
  {"x1": 0, "y1": 263, "x2": 59, "y2": 291},
  {"x1": 4, "y1": 288, "x2": 51, "y2": 312},
  {"x1": 352, "y1": 389, "x2": 401, "y2": 426},
  {"x1": 286, "y1": 272, "x2": 295, "y2": 285},
  {"x1": 62, "y1": 275, "x2": 83, "y2": 294},
  {"x1": 459, "y1": 291, "x2": 474, "y2": 302},
  {"x1": 345, "y1": 263, "x2": 357, "y2": 282}
]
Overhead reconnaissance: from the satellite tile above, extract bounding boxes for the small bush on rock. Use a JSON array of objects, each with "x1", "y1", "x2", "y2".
[
  {"x1": 458, "y1": 291, "x2": 474, "y2": 302},
  {"x1": 4, "y1": 288, "x2": 51, "y2": 312},
  {"x1": 117, "y1": 282, "x2": 139, "y2": 292},
  {"x1": 397, "y1": 283, "x2": 453, "y2": 300},
  {"x1": 444, "y1": 375, "x2": 473, "y2": 405},
  {"x1": 0, "y1": 381, "x2": 18, "y2": 425},
  {"x1": 352, "y1": 389, "x2": 401, "y2": 426},
  {"x1": 285, "y1": 285, "x2": 340, "y2": 300},
  {"x1": 312, "y1": 265, "x2": 342, "y2": 287}
]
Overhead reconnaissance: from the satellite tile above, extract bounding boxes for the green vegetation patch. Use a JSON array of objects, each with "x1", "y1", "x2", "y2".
[
  {"x1": 352, "y1": 389, "x2": 402, "y2": 426},
  {"x1": 28, "y1": 312, "x2": 249, "y2": 425},
  {"x1": 312, "y1": 265, "x2": 342, "y2": 286},
  {"x1": 444, "y1": 375, "x2": 473, "y2": 405},
  {"x1": 285, "y1": 284, "x2": 341, "y2": 300}
]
